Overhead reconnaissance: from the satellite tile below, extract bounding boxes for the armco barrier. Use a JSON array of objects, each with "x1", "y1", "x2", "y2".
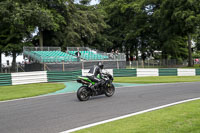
[
  {"x1": 0, "y1": 68, "x2": 200, "y2": 86},
  {"x1": 137, "y1": 69, "x2": 158, "y2": 77},
  {"x1": 82, "y1": 69, "x2": 113, "y2": 76},
  {"x1": 0, "y1": 73, "x2": 12, "y2": 86},
  {"x1": 47, "y1": 70, "x2": 82, "y2": 82},
  {"x1": 159, "y1": 69, "x2": 177, "y2": 76},
  {"x1": 177, "y1": 69, "x2": 195, "y2": 76},
  {"x1": 113, "y1": 69, "x2": 136, "y2": 77},
  {"x1": 196, "y1": 69, "x2": 200, "y2": 75},
  {"x1": 11, "y1": 71, "x2": 48, "y2": 85}
]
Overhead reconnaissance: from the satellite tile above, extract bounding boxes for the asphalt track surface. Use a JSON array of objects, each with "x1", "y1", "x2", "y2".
[{"x1": 0, "y1": 82, "x2": 200, "y2": 133}]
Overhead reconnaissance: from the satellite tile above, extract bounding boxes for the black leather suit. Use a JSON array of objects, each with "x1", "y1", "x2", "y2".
[{"x1": 87, "y1": 65, "x2": 104, "y2": 88}]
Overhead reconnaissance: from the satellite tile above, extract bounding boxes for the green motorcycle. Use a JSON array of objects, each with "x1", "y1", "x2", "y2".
[{"x1": 76, "y1": 73, "x2": 115, "y2": 101}]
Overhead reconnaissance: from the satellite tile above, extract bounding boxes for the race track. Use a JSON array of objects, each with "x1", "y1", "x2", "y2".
[{"x1": 0, "y1": 82, "x2": 200, "y2": 133}]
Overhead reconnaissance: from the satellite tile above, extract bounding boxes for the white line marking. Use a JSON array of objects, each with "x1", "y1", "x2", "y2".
[{"x1": 60, "y1": 97, "x2": 200, "y2": 133}]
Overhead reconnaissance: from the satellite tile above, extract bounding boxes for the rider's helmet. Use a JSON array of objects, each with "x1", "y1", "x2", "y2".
[{"x1": 97, "y1": 62, "x2": 104, "y2": 69}]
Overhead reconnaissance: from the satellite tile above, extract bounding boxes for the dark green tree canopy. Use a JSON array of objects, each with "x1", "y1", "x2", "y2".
[{"x1": 1, "y1": 0, "x2": 200, "y2": 69}]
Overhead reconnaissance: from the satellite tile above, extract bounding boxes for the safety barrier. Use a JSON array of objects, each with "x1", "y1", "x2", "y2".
[
  {"x1": 82, "y1": 69, "x2": 113, "y2": 76},
  {"x1": 11, "y1": 71, "x2": 48, "y2": 85},
  {"x1": 47, "y1": 70, "x2": 82, "y2": 82},
  {"x1": 159, "y1": 69, "x2": 177, "y2": 76},
  {"x1": 196, "y1": 69, "x2": 200, "y2": 75},
  {"x1": 137, "y1": 69, "x2": 158, "y2": 77},
  {"x1": 113, "y1": 68, "x2": 200, "y2": 77},
  {"x1": 113, "y1": 69, "x2": 136, "y2": 77},
  {"x1": 0, "y1": 68, "x2": 200, "y2": 86},
  {"x1": 0, "y1": 73, "x2": 12, "y2": 86},
  {"x1": 177, "y1": 69, "x2": 195, "y2": 76}
]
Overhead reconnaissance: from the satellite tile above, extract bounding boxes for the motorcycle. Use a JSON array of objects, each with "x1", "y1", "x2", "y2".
[{"x1": 76, "y1": 73, "x2": 115, "y2": 101}]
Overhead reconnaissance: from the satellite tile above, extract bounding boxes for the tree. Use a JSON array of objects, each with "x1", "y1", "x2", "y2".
[
  {"x1": 41, "y1": 0, "x2": 108, "y2": 51},
  {"x1": 22, "y1": 0, "x2": 66, "y2": 48},
  {"x1": 0, "y1": 0, "x2": 28, "y2": 71},
  {"x1": 0, "y1": 0, "x2": 67, "y2": 71},
  {"x1": 100, "y1": 0, "x2": 158, "y2": 60},
  {"x1": 155, "y1": 0, "x2": 200, "y2": 66}
]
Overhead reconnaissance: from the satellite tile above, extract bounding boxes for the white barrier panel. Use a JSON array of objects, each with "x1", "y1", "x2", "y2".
[
  {"x1": 11, "y1": 71, "x2": 48, "y2": 85},
  {"x1": 178, "y1": 69, "x2": 195, "y2": 76},
  {"x1": 82, "y1": 69, "x2": 113, "y2": 76},
  {"x1": 137, "y1": 69, "x2": 159, "y2": 77}
]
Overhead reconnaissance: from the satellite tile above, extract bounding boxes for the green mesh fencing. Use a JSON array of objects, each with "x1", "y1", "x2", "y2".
[
  {"x1": 0, "y1": 73, "x2": 12, "y2": 86},
  {"x1": 159, "y1": 68, "x2": 177, "y2": 76},
  {"x1": 113, "y1": 69, "x2": 137, "y2": 77},
  {"x1": 47, "y1": 70, "x2": 82, "y2": 82}
]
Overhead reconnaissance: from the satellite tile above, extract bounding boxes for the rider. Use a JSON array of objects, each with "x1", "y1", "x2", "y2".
[{"x1": 88, "y1": 62, "x2": 105, "y2": 93}]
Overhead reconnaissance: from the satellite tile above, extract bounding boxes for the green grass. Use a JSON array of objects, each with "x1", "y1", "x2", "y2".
[
  {"x1": 74, "y1": 99, "x2": 200, "y2": 133},
  {"x1": 0, "y1": 83, "x2": 65, "y2": 101},
  {"x1": 114, "y1": 76, "x2": 200, "y2": 83}
]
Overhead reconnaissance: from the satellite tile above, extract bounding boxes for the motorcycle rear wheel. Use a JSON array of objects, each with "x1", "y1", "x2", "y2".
[{"x1": 77, "y1": 86, "x2": 90, "y2": 101}]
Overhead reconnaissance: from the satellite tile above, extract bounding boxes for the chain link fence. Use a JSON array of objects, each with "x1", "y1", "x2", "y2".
[
  {"x1": 0, "y1": 63, "x2": 25, "y2": 73},
  {"x1": 0, "y1": 59, "x2": 194, "y2": 73},
  {"x1": 127, "y1": 59, "x2": 188, "y2": 68},
  {"x1": 24, "y1": 60, "x2": 126, "y2": 72},
  {"x1": 23, "y1": 47, "x2": 61, "y2": 51}
]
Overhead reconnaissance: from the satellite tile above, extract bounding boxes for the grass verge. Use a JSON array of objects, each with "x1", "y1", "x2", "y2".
[
  {"x1": 114, "y1": 76, "x2": 200, "y2": 83},
  {"x1": 74, "y1": 99, "x2": 200, "y2": 133},
  {"x1": 0, "y1": 83, "x2": 65, "y2": 101}
]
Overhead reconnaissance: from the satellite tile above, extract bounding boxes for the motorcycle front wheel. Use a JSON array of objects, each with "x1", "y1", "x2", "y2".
[
  {"x1": 105, "y1": 83, "x2": 115, "y2": 97},
  {"x1": 77, "y1": 86, "x2": 90, "y2": 101}
]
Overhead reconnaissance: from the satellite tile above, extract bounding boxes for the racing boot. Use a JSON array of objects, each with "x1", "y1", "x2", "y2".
[{"x1": 89, "y1": 83, "x2": 98, "y2": 95}]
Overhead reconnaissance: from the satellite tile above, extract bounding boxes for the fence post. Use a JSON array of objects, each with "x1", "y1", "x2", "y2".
[
  {"x1": 17, "y1": 64, "x2": 18, "y2": 72},
  {"x1": 44, "y1": 63, "x2": 46, "y2": 71},
  {"x1": 117, "y1": 60, "x2": 119, "y2": 69},
  {"x1": 141, "y1": 60, "x2": 144, "y2": 68},
  {"x1": 82, "y1": 61, "x2": 84, "y2": 70},
  {"x1": 62, "y1": 61, "x2": 65, "y2": 71}
]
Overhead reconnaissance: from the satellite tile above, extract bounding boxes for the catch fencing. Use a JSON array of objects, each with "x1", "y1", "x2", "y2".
[
  {"x1": 1, "y1": 59, "x2": 195, "y2": 73},
  {"x1": 11, "y1": 71, "x2": 48, "y2": 85},
  {"x1": 47, "y1": 70, "x2": 82, "y2": 82},
  {"x1": 127, "y1": 59, "x2": 188, "y2": 68},
  {"x1": 24, "y1": 60, "x2": 126, "y2": 72}
]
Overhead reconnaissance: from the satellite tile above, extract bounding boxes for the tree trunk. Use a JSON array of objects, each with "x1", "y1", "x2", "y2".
[
  {"x1": 135, "y1": 46, "x2": 138, "y2": 61},
  {"x1": 126, "y1": 49, "x2": 129, "y2": 61},
  {"x1": 11, "y1": 51, "x2": 17, "y2": 72},
  {"x1": 39, "y1": 30, "x2": 43, "y2": 49},
  {"x1": 188, "y1": 34, "x2": 193, "y2": 67}
]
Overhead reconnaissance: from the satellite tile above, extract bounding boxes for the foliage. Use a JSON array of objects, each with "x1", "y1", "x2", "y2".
[
  {"x1": 192, "y1": 51, "x2": 200, "y2": 58},
  {"x1": 0, "y1": 0, "x2": 66, "y2": 67},
  {"x1": 1, "y1": 0, "x2": 200, "y2": 69}
]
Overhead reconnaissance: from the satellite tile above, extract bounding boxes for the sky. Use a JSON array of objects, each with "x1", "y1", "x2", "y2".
[{"x1": 90, "y1": 0, "x2": 99, "y2": 5}]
